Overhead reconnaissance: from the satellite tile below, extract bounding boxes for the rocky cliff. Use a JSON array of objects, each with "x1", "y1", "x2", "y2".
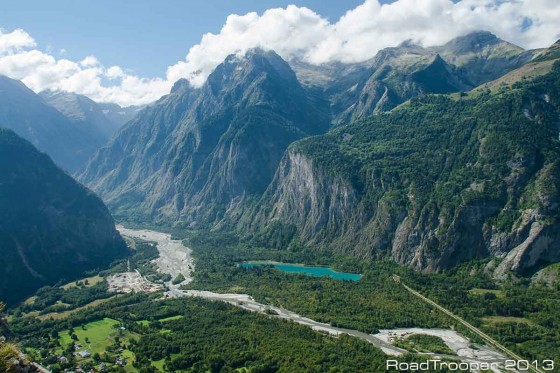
[
  {"x1": 79, "y1": 49, "x2": 330, "y2": 226},
  {"x1": 247, "y1": 55, "x2": 560, "y2": 277}
]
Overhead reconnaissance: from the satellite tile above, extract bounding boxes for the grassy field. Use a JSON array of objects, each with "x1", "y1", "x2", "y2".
[
  {"x1": 150, "y1": 354, "x2": 180, "y2": 372},
  {"x1": 151, "y1": 359, "x2": 165, "y2": 371},
  {"x1": 58, "y1": 317, "x2": 139, "y2": 371},
  {"x1": 482, "y1": 316, "x2": 534, "y2": 325},
  {"x1": 160, "y1": 315, "x2": 183, "y2": 322},
  {"x1": 136, "y1": 314, "x2": 183, "y2": 326},
  {"x1": 59, "y1": 318, "x2": 120, "y2": 353}
]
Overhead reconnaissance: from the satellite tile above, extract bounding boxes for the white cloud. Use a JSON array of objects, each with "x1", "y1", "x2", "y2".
[
  {"x1": 80, "y1": 55, "x2": 99, "y2": 68},
  {"x1": 0, "y1": 29, "x2": 171, "y2": 106},
  {"x1": 169, "y1": 0, "x2": 560, "y2": 86},
  {"x1": 1, "y1": 0, "x2": 559, "y2": 106},
  {"x1": 0, "y1": 28, "x2": 36, "y2": 53}
]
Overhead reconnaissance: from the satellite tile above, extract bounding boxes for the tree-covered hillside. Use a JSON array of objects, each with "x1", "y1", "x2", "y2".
[
  {"x1": 248, "y1": 60, "x2": 560, "y2": 276},
  {"x1": 0, "y1": 129, "x2": 128, "y2": 305}
]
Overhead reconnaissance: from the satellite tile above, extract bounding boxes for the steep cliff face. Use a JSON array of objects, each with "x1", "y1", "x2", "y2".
[
  {"x1": 0, "y1": 129, "x2": 127, "y2": 304},
  {"x1": 249, "y1": 57, "x2": 560, "y2": 276},
  {"x1": 80, "y1": 49, "x2": 330, "y2": 226}
]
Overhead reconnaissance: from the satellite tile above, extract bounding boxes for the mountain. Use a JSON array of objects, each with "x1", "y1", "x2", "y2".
[
  {"x1": 80, "y1": 34, "x2": 559, "y2": 276},
  {"x1": 79, "y1": 49, "x2": 330, "y2": 226},
  {"x1": 245, "y1": 45, "x2": 560, "y2": 277},
  {"x1": 334, "y1": 45, "x2": 473, "y2": 124},
  {"x1": 290, "y1": 32, "x2": 538, "y2": 125},
  {"x1": 0, "y1": 129, "x2": 127, "y2": 304},
  {"x1": 0, "y1": 76, "x2": 106, "y2": 172},
  {"x1": 40, "y1": 90, "x2": 121, "y2": 139},
  {"x1": 97, "y1": 102, "x2": 145, "y2": 127},
  {"x1": 432, "y1": 31, "x2": 537, "y2": 86}
]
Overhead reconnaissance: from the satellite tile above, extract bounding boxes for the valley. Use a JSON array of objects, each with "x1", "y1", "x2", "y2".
[
  {"x1": 117, "y1": 227, "x2": 502, "y2": 360},
  {"x1": 8, "y1": 225, "x2": 524, "y2": 372},
  {"x1": 1, "y1": 6, "x2": 560, "y2": 372}
]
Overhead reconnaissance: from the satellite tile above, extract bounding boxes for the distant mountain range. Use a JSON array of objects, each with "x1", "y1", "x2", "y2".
[
  {"x1": 0, "y1": 76, "x2": 140, "y2": 172},
  {"x1": 291, "y1": 31, "x2": 537, "y2": 124},
  {"x1": 0, "y1": 129, "x2": 127, "y2": 304}
]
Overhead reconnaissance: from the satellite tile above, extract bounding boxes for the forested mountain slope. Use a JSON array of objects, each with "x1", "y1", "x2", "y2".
[
  {"x1": 0, "y1": 129, "x2": 127, "y2": 304},
  {"x1": 246, "y1": 55, "x2": 560, "y2": 277}
]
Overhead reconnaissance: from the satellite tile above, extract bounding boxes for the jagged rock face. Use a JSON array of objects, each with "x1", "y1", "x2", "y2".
[
  {"x1": 248, "y1": 59, "x2": 560, "y2": 276},
  {"x1": 79, "y1": 49, "x2": 330, "y2": 226},
  {"x1": 0, "y1": 129, "x2": 127, "y2": 304},
  {"x1": 0, "y1": 76, "x2": 108, "y2": 172}
]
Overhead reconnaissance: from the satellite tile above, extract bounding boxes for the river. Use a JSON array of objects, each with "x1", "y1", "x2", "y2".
[{"x1": 117, "y1": 226, "x2": 511, "y2": 370}]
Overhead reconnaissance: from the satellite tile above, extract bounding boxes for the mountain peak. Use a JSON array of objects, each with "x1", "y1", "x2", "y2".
[
  {"x1": 170, "y1": 78, "x2": 192, "y2": 94},
  {"x1": 439, "y1": 31, "x2": 523, "y2": 55},
  {"x1": 222, "y1": 48, "x2": 295, "y2": 78},
  {"x1": 0, "y1": 74, "x2": 43, "y2": 103},
  {"x1": 206, "y1": 47, "x2": 299, "y2": 96}
]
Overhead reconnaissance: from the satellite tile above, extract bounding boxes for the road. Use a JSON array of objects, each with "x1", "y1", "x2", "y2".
[{"x1": 397, "y1": 278, "x2": 542, "y2": 373}]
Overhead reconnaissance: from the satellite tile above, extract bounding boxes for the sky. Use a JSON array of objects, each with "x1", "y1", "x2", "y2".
[{"x1": 1, "y1": 0, "x2": 559, "y2": 106}]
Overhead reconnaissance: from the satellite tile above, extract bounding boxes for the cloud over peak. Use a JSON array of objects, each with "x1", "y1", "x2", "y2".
[{"x1": 1, "y1": 0, "x2": 559, "y2": 106}]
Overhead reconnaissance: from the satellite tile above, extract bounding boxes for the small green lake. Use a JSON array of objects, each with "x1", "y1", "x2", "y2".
[{"x1": 241, "y1": 262, "x2": 362, "y2": 281}]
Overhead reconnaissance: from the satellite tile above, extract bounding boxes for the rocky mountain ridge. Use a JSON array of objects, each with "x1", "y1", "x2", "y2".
[
  {"x1": 79, "y1": 49, "x2": 330, "y2": 225},
  {"x1": 79, "y1": 32, "x2": 560, "y2": 276}
]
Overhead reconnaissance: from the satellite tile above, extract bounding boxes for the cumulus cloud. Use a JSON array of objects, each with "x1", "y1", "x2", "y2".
[
  {"x1": 169, "y1": 0, "x2": 560, "y2": 86},
  {"x1": 1, "y1": 0, "x2": 559, "y2": 106},
  {"x1": 0, "y1": 28, "x2": 36, "y2": 52},
  {"x1": 0, "y1": 29, "x2": 171, "y2": 106}
]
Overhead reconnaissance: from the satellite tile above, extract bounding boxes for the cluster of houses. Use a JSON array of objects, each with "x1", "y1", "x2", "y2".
[{"x1": 55, "y1": 349, "x2": 128, "y2": 372}]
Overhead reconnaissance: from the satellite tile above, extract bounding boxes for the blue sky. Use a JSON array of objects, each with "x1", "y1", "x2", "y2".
[
  {"x1": 1, "y1": 0, "x2": 373, "y2": 78},
  {"x1": 1, "y1": 0, "x2": 558, "y2": 106}
]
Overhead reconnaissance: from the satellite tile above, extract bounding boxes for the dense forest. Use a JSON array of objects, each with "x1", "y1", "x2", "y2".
[
  {"x1": 247, "y1": 60, "x2": 560, "y2": 275},
  {"x1": 7, "y1": 294, "x2": 468, "y2": 373},
  {"x1": 181, "y1": 230, "x2": 560, "y2": 364}
]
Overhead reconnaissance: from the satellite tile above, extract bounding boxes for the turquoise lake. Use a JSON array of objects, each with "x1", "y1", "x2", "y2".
[{"x1": 241, "y1": 262, "x2": 362, "y2": 281}]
